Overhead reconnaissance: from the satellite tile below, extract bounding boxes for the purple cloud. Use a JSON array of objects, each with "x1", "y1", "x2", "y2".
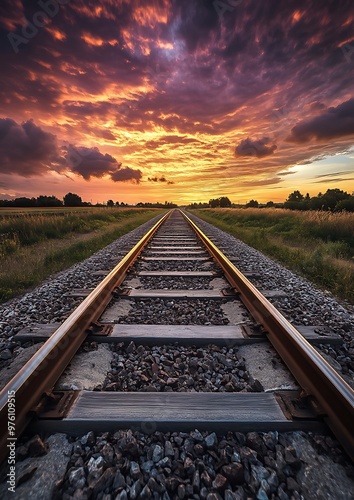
[
  {"x1": 235, "y1": 137, "x2": 277, "y2": 158},
  {"x1": 0, "y1": 118, "x2": 58, "y2": 176},
  {"x1": 287, "y1": 98, "x2": 354, "y2": 143}
]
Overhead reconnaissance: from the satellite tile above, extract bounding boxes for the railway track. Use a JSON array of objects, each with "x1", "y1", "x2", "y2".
[{"x1": 0, "y1": 208, "x2": 353, "y2": 498}]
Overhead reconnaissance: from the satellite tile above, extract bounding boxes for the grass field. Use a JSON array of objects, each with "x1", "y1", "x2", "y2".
[
  {"x1": 192, "y1": 208, "x2": 354, "y2": 303},
  {"x1": 0, "y1": 208, "x2": 164, "y2": 302}
]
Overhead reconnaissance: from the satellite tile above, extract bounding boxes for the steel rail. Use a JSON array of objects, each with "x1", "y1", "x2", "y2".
[
  {"x1": 181, "y1": 210, "x2": 354, "y2": 461},
  {"x1": 0, "y1": 210, "x2": 171, "y2": 463}
]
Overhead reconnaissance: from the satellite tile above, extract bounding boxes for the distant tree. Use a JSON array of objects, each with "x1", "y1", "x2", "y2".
[
  {"x1": 36, "y1": 195, "x2": 63, "y2": 207},
  {"x1": 320, "y1": 188, "x2": 350, "y2": 211},
  {"x1": 209, "y1": 198, "x2": 219, "y2": 208},
  {"x1": 63, "y1": 192, "x2": 82, "y2": 206},
  {"x1": 309, "y1": 195, "x2": 323, "y2": 210},
  {"x1": 287, "y1": 190, "x2": 304, "y2": 202},
  {"x1": 284, "y1": 190, "x2": 305, "y2": 210},
  {"x1": 335, "y1": 196, "x2": 354, "y2": 212},
  {"x1": 12, "y1": 197, "x2": 36, "y2": 207},
  {"x1": 107, "y1": 199, "x2": 114, "y2": 207},
  {"x1": 245, "y1": 199, "x2": 259, "y2": 208},
  {"x1": 115, "y1": 201, "x2": 120, "y2": 206},
  {"x1": 219, "y1": 196, "x2": 232, "y2": 207},
  {"x1": 265, "y1": 201, "x2": 275, "y2": 207},
  {"x1": 208, "y1": 197, "x2": 232, "y2": 208}
]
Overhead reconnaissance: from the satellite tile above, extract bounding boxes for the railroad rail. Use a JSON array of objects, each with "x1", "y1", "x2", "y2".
[{"x1": 0, "y1": 208, "x2": 353, "y2": 466}]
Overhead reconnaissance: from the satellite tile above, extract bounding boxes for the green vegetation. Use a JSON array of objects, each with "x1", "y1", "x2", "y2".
[
  {"x1": 187, "y1": 188, "x2": 354, "y2": 212},
  {"x1": 0, "y1": 208, "x2": 164, "y2": 302},
  {"x1": 193, "y1": 208, "x2": 354, "y2": 303}
]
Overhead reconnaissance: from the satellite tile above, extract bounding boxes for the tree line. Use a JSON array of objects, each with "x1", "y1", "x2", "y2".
[
  {"x1": 283, "y1": 188, "x2": 354, "y2": 211},
  {"x1": 0, "y1": 193, "x2": 89, "y2": 207},
  {"x1": 0, "y1": 193, "x2": 178, "y2": 208},
  {"x1": 187, "y1": 188, "x2": 354, "y2": 212}
]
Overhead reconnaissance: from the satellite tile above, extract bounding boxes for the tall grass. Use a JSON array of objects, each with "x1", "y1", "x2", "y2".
[
  {"x1": 0, "y1": 209, "x2": 164, "y2": 302},
  {"x1": 0, "y1": 208, "x2": 148, "y2": 254},
  {"x1": 192, "y1": 208, "x2": 354, "y2": 303}
]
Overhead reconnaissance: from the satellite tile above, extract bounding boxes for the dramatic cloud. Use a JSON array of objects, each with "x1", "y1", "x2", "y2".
[
  {"x1": 0, "y1": 118, "x2": 141, "y2": 183},
  {"x1": 0, "y1": 118, "x2": 58, "y2": 176},
  {"x1": 63, "y1": 145, "x2": 142, "y2": 182},
  {"x1": 235, "y1": 138, "x2": 277, "y2": 158},
  {"x1": 63, "y1": 146, "x2": 119, "y2": 180},
  {"x1": 111, "y1": 167, "x2": 142, "y2": 183},
  {"x1": 287, "y1": 98, "x2": 354, "y2": 143}
]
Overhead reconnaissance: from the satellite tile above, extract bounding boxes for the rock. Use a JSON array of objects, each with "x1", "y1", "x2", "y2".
[
  {"x1": 126, "y1": 341, "x2": 136, "y2": 353},
  {"x1": 0, "y1": 349, "x2": 12, "y2": 360},
  {"x1": 191, "y1": 430, "x2": 204, "y2": 441},
  {"x1": 263, "y1": 431, "x2": 277, "y2": 451},
  {"x1": 141, "y1": 460, "x2": 154, "y2": 473},
  {"x1": 164, "y1": 440, "x2": 174, "y2": 457},
  {"x1": 284, "y1": 446, "x2": 301, "y2": 469},
  {"x1": 286, "y1": 477, "x2": 300, "y2": 492},
  {"x1": 166, "y1": 475, "x2": 180, "y2": 491},
  {"x1": 256, "y1": 487, "x2": 269, "y2": 500},
  {"x1": 277, "y1": 485, "x2": 290, "y2": 500},
  {"x1": 87, "y1": 456, "x2": 104, "y2": 477},
  {"x1": 221, "y1": 463, "x2": 244, "y2": 486},
  {"x1": 81, "y1": 431, "x2": 95, "y2": 447},
  {"x1": 246, "y1": 432, "x2": 267, "y2": 456},
  {"x1": 69, "y1": 467, "x2": 86, "y2": 489},
  {"x1": 206, "y1": 493, "x2": 223, "y2": 500},
  {"x1": 115, "y1": 491, "x2": 128, "y2": 500},
  {"x1": 118, "y1": 431, "x2": 140, "y2": 457},
  {"x1": 101, "y1": 443, "x2": 114, "y2": 464},
  {"x1": 166, "y1": 377, "x2": 178, "y2": 386},
  {"x1": 113, "y1": 471, "x2": 126, "y2": 489},
  {"x1": 92, "y1": 467, "x2": 115, "y2": 496},
  {"x1": 140, "y1": 484, "x2": 152, "y2": 499},
  {"x1": 212, "y1": 474, "x2": 228, "y2": 491},
  {"x1": 251, "y1": 465, "x2": 269, "y2": 482},
  {"x1": 266, "y1": 470, "x2": 279, "y2": 493},
  {"x1": 130, "y1": 479, "x2": 142, "y2": 499},
  {"x1": 194, "y1": 443, "x2": 204, "y2": 455},
  {"x1": 192, "y1": 470, "x2": 200, "y2": 491},
  {"x1": 201, "y1": 470, "x2": 212, "y2": 487},
  {"x1": 152, "y1": 444, "x2": 164, "y2": 463},
  {"x1": 147, "y1": 477, "x2": 163, "y2": 494},
  {"x1": 177, "y1": 483, "x2": 185, "y2": 499},
  {"x1": 130, "y1": 461, "x2": 141, "y2": 480},
  {"x1": 205, "y1": 432, "x2": 218, "y2": 448}
]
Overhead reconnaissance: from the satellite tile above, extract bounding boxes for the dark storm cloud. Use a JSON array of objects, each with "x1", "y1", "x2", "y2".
[
  {"x1": 111, "y1": 167, "x2": 142, "y2": 183},
  {"x1": 287, "y1": 98, "x2": 354, "y2": 143},
  {"x1": 235, "y1": 137, "x2": 277, "y2": 158},
  {"x1": 0, "y1": 118, "x2": 58, "y2": 176},
  {"x1": 63, "y1": 146, "x2": 119, "y2": 180},
  {"x1": 63, "y1": 145, "x2": 142, "y2": 182},
  {"x1": 0, "y1": 117, "x2": 140, "y2": 182}
]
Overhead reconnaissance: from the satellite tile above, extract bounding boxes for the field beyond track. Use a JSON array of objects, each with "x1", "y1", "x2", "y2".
[
  {"x1": 0, "y1": 208, "x2": 164, "y2": 302},
  {"x1": 192, "y1": 208, "x2": 354, "y2": 304}
]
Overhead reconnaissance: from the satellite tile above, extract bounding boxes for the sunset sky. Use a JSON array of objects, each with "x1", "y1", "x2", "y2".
[{"x1": 0, "y1": 0, "x2": 354, "y2": 205}]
